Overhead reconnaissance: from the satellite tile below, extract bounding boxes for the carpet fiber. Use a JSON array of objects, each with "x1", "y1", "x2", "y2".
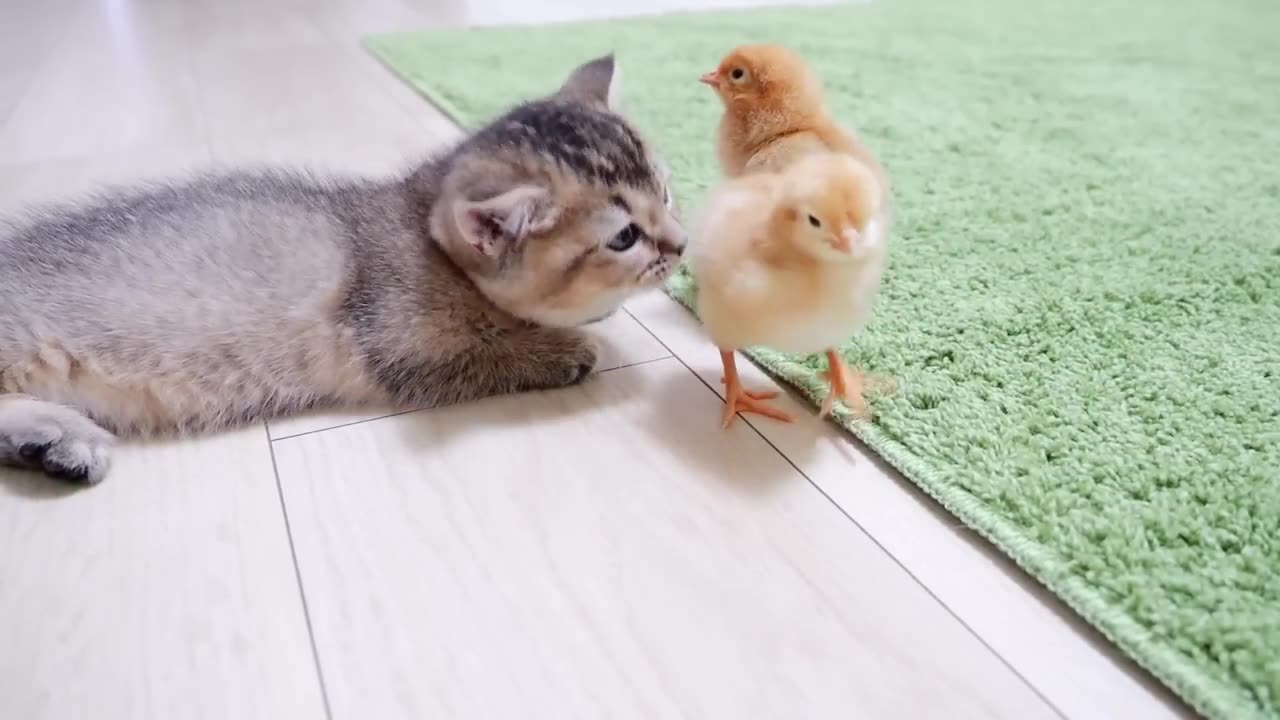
[{"x1": 366, "y1": 1, "x2": 1280, "y2": 717}]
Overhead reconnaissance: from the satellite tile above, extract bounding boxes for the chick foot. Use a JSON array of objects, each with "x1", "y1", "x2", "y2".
[
  {"x1": 819, "y1": 349, "x2": 872, "y2": 420},
  {"x1": 719, "y1": 350, "x2": 793, "y2": 429}
]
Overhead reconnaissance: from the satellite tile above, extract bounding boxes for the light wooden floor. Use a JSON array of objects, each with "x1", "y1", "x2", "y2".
[{"x1": 0, "y1": 1, "x2": 1192, "y2": 718}]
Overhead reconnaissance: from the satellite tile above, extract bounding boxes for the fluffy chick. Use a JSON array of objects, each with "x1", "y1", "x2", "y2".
[
  {"x1": 693, "y1": 152, "x2": 887, "y2": 428},
  {"x1": 700, "y1": 43, "x2": 887, "y2": 191}
]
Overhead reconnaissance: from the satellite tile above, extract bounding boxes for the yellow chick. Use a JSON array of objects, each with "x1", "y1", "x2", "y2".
[
  {"x1": 699, "y1": 43, "x2": 888, "y2": 191},
  {"x1": 693, "y1": 152, "x2": 887, "y2": 428}
]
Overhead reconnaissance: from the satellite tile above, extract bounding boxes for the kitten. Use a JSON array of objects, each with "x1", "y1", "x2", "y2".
[{"x1": 0, "y1": 54, "x2": 686, "y2": 486}]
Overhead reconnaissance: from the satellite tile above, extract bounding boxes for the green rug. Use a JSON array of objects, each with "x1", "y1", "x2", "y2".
[{"x1": 365, "y1": 1, "x2": 1280, "y2": 717}]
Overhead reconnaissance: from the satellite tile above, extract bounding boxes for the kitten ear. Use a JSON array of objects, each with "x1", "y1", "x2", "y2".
[
  {"x1": 557, "y1": 53, "x2": 621, "y2": 111},
  {"x1": 654, "y1": 156, "x2": 672, "y2": 183},
  {"x1": 453, "y1": 185, "x2": 558, "y2": 262}
]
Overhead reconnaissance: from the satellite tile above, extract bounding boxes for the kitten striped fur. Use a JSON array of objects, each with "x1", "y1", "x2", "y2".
[{"x1": 0, "y1": 54, "x2": 685, "y2": 485}]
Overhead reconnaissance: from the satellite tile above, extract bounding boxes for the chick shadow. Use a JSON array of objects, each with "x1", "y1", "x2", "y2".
[{"x1": 633, "y1": 362, "x2": 816, "y2": 498}]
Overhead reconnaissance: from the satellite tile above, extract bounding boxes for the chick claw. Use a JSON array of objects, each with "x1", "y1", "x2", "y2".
[
  {"x1": 718, "y1": 350, "x2": 794, "y2": 428},
  {"x1": 721, "y1": 383, "x2": 795, "y2": 429}
]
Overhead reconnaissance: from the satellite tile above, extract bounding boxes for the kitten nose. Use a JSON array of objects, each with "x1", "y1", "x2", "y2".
[{"x1": 659, "y1": 231, "x2": 688, "y2": 256}]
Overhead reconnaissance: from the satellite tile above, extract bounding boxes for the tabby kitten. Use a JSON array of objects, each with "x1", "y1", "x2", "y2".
[{"x1": 0, "y1": 54, "x2": 685, "y2": 486}]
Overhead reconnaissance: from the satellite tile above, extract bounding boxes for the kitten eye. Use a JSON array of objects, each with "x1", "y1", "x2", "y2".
[
  {"x1": 662, "y1": 185, "x2": 673, "y2": 209},
  {"x1": 808, "y1": 214, "x2": 822, "y2": 228},
  {"x1": 730, "y1": 67, "x2": 746, "y2": 82},
  {"x1": 608, "y1": 223, "x2": 642, "y2": 252}
]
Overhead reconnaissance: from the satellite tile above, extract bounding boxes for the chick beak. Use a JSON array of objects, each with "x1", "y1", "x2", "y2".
[
  {"x1": 699, "y1": 71, "x2": 720, "y2": 88},
  {"x1": 832, "y1": 228, "x2": 860, "y2": 254}
]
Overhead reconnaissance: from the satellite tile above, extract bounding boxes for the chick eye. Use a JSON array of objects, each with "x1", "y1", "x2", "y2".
[
  {"x1": 730, "y1": 67, "x2": 746, "y2": 82},
  {"x1": 808, "y1": 214, "x2": 822, "y2": 228},
  {"x1": 608, "y1": 223, "x2": 642, "y2": 251}
]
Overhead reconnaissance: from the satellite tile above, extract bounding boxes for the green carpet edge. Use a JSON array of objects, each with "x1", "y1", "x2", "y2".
[{"x1": 361, "y1": 31, "x2": 1260, "y2": 720}]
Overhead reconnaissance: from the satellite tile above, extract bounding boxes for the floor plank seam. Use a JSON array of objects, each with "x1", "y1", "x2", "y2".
[
  {"x1": 621, "y1": 305, "x2": 1069, "y2": 720},
  {"x1": 263, "y1": 424, "x2": 336, "y2": 720},
  {"x1": 269, "y1": 407, "x2": 424, "y2": 442},
  {"x1": 593, "y1": 355, "x2": 670, "y2": 374}
]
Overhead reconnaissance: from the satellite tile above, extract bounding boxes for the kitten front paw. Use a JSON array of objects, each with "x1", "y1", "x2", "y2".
[
  {"x1": 558, "y1": 333, "x2": 599, "y2": 386},
  {"x1": 0, "y1": 397, "x2": 115, "y2": 485},
  {"x1": 531, "y1": 329, "x2": 598, "y2": 389}
]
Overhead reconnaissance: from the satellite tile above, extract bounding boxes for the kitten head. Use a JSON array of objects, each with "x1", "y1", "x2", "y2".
[{"x1": 431, "y1": 54, "x2": 686, "y2": 327}]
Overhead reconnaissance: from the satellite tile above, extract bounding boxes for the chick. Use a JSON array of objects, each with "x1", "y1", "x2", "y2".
[
  {"x1": 693, "y1": 152, "x2": 887, "y2": 428},
  {"x1": 699, "y1": 43, "x2": 887, "y2": 190}
]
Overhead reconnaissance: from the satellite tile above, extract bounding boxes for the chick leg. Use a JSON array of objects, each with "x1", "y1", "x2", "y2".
[
  {"x1": 819, "y1": 349, "x2": 871, "y2": 420},
  {"x1": 719, "y1": 350, "x2": 794, "y2": 429}
]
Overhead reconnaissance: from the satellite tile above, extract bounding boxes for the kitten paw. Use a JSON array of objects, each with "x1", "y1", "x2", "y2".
[
  {"x1": 561, "y1": 335, "x2": 598, "y2": 386},
  {"x1": 0, "y1": 397, "x2": 115, "y2": 485},
  {"x1": 528, "y1": 329, "x2": 597, "y2": 388}
]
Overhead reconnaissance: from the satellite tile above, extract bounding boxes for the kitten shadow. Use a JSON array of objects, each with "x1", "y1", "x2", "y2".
[
  {"x1": 392, "y1": 367, "x2": 645, "y2": 453},
  {"x1": 0, "y1": 467, "x2": 84, "y2": 500}
]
